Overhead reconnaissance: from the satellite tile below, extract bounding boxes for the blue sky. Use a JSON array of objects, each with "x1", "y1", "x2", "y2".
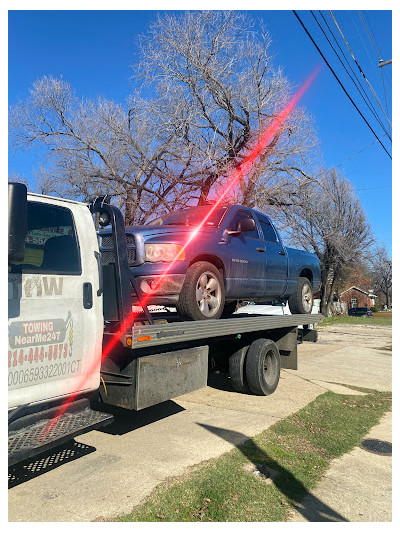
[{"x1": 8, "y1": 9, "x2": 392, "y2": 253}]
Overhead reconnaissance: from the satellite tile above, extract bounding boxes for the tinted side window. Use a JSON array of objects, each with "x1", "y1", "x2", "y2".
[
  {"x1": 11, "y1": 202, "x2": 81, "y2": 274},
  {"x1": 257, "y1": 214, "x2": 279, "y2": 243},
  {"x1": 230, "y1": 209, "x2": 260, "y2": 239}
]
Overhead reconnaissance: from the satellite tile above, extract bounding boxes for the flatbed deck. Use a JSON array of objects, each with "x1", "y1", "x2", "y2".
[{"x1": 125, "y1": 312, "x2": 324, "y2": 349}]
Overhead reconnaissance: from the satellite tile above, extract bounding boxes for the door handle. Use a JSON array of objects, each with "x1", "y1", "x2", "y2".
[
  {"x1": 94, "y1": 250, "x2": 103, "y2": 296},
  {"x1": 256, "y1": 247, "x2": 266, "y2": 252},
  {"x1": 83, "y1": 282, "x2": 93, "y2": 309},
  {"x1": 278, "y1": 251, "x2": 286, "y2": 256}
]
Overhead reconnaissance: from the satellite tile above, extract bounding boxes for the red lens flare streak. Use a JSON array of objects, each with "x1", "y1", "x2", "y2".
[{"x1": 41, "y1": 66, "x2": 320, "y2": 439}]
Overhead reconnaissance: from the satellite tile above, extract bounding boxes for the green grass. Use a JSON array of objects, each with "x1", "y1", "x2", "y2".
[
  {"x1": 318, "y1": 313, "x2": 392, "y2": 327},
  {"x1": 113, "y1": 388, "x2": 391, "y2": 522}
]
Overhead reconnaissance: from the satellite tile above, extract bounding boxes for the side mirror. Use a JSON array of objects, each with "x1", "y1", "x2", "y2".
[
  {"x1": 8, "y1": 183, "x2": 28, "y2": 263},
  {"x1": 238, "y1": 218, "x2": 256, "y2": 232}
]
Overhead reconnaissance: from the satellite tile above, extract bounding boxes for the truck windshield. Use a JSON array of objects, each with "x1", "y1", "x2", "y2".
[{"x1": 146, "y1": 206, "x2": 229, "y2": 227}]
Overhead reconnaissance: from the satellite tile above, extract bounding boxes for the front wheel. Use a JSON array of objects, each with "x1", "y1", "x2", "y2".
[
  {"x1": 176, "y1": 261, "x2": 225, "y2": 320},
  {"x1": 288, "y1": 277, "x2": 313, "y2": 314}
]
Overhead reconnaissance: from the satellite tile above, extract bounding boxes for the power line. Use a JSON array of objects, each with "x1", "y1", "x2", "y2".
[
  {"x1": 335, "y1": 133, "x2": 388, "y2": 168},
  {"x1": 358, "y1": 11, "x2": 382, "y2": 59},
  {"x1": 312, "y1": 10, "x2": 391, "y2": 141},
  {"x1": 358, "y1": 10, "x2": 391, "y2": 136},
  {"x1": 350, "y1": 11, "x2": 376, "y2": 70},
  {"x1": 357, "y1": 185, "x2": 391, "y2": 191},
  {"x1": 329, "y1": 10, "x2": 392, "y2": 129},
  {"x1": 292, "y1": 11, "x2": 392, "y2": 160}
]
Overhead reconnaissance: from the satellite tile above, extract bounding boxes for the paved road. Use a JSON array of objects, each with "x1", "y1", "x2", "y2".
[{"x1": 8, "y1": 324, "x2": 392, "y2": 522}]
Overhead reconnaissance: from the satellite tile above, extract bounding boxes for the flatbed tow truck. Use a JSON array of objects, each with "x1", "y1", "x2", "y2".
[{"x1": 8, "y1": 183, "x2": 323, "y2": 466}]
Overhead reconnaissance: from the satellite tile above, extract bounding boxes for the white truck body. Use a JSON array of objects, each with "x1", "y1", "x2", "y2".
[{"x1": 8, "y1": 194, "x2": 103, "y2": 408}]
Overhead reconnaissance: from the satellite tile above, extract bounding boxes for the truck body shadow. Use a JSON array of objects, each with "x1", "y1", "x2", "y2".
[{"x1": 96, "y1": 400, "x2": 185, "y2": 435}]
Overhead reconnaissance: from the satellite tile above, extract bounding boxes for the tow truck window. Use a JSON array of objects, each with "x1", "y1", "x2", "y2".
[{"x1": 10, "y1": 202, "x2": 81, "y2": 274}]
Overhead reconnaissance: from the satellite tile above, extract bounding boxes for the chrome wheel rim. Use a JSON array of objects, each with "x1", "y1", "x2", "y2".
[
  {"x1": 302, "y1": 283, "x2": 313, "y2": 313},
  {"x1": 196, "y1": 271, "x2": 222, "y2": 317}
]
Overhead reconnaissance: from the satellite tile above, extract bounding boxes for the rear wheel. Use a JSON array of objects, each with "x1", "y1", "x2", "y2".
[
  {"x1": 245, "y1": 338, "x2": 280, "y2": 396},
  {"x1": 176, "y1": 261, "x2": 225, "y2": 320},
  {"x1": 229, "y1": 345, "x2": 250, "y2": 393},
  {"x1": 288, "y1": 277, "x2": 313, "y2": 314}
]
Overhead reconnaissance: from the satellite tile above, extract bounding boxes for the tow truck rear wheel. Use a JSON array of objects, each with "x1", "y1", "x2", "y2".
[
  {"x1": 229, "y1": 345, "x2": 250, "y2": 393},
  {"x1": 176, "y1": 261, "x2": 225, "y2": 320},
  {"x1": 245, "y1": 338, "x2": 280, "y2": 396}
]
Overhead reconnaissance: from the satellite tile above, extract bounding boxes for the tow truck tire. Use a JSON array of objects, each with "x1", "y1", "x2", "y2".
[
  {"x1": 245, "y1": 338, "x2": 280, "y2": 396},
  {"x1": 177, "y1": 261, "x2": 225, "y2": 320},
  {"x1": 288, "y1": 277, "x2": 313, "y2": 314},
  {"x1": 229, "y1": 345, "x2": 250, "y2": 393}
]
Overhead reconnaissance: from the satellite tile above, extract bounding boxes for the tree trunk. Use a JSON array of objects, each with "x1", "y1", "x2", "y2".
[
  {"x1": 197, "y1": 174, "x2": 218, "y2": 205},
  {"x1": 241, "y1": 128, "x2": 283, "y2": 206},
  {"x1": 319, "y1": 257, "x2": 331, "y2": 316},
  {"x1": 124, "y1": 188, "x2": 135, "y2": 225}
]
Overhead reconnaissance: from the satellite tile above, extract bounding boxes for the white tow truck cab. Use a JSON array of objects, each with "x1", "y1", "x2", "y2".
[{"x1": 8, "y1": 183, "x2": 323, "y2": 466}]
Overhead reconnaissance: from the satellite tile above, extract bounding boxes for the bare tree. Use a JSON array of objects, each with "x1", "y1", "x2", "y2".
[
  {"x1": 137, "y1": 10, "x2": 319, "y2": 206},
  {"x1": 370, "y1": 244, "x2": 392, "y2": 308},
  {"x1": 9, "y1": 11, "x2": 318, "y2": 222},
  {"x1": 9, "y1": 77, "x2": 202, "y2": 224},
  {"x1": 335, "y1": 261, "x2": 372, "y2": 293},
  {"x1": 267, "y1": 169, "x2": 374, "y2": 315},
  {"x1": 8, "y1": 171, "x2": 29, "y2": 187}
]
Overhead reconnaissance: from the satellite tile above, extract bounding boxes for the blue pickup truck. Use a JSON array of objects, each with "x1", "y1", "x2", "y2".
[{"x1": 99, "y1": 204, "x2": 321, "y2": 320}]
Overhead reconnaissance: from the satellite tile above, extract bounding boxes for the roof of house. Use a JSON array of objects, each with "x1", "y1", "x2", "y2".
[{"x1": 340, "y1": 286, "x2": 377, "y2": 297}]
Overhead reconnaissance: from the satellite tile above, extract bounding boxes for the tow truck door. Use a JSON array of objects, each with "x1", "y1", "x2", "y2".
[{"x1": 8, "y1": 197, "x2": 103, "y2": 409}]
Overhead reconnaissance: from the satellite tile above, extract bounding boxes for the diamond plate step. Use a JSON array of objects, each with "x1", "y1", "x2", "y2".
[{"x1": 9, "y1": 405, "x2": 113, "y2": 467}]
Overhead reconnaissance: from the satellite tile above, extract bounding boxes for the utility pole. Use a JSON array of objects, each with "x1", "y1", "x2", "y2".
[{"x1": 379, "y1": 59, "x2": 392, "y2": 68}]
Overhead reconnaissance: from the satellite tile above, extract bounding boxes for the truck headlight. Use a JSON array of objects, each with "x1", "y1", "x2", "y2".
[{"x1": 144, "y1": 243, "x2": 185, "y2": 262}]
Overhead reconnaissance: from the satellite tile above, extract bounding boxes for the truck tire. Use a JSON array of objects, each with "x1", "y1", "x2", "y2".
[
  {"x1": 221, "y1": 300, "x2": 238, "y2": 318},
  {"x1": 229, "y1": 345, "x2": 250, "y2": 393},
  {"x1": 245, "y1": 338, "x2": 280, "y2": 396},
  {"x1": 176, "y1": 261, "x2": 225, "y2": 320},
  {"x1": 288, "y1": 277, "x2": 313, "y2": 314}
]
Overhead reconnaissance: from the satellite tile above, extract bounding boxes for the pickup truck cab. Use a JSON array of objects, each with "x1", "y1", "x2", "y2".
[{"x1": 99, "y1": 204, "x2": 321, "y2": 320}]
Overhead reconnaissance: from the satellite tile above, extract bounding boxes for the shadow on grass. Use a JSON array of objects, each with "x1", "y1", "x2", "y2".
[{"x1": 198, "y1": 423, "x2": 348, "y2": 522}]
